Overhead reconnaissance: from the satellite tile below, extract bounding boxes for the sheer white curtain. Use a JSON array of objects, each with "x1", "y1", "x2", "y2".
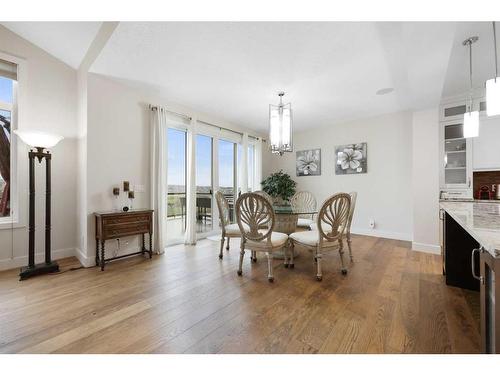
[
  {"x1": 239, "y1": 133, "x2": 249, "y2": 193},
  {"x1": 184, "y1": 118, "x2": 197, "y2": 245},
  {"x1": 150, "y1": 107, "x2": 168, "y2": 254},
  {"x1": 254, "y1": 137, "x2": 263, "y2": 190}
]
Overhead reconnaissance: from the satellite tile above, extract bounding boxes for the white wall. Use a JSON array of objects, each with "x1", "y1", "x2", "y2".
[
  {"x1": 0, "y1": 26, "x2": 78, "y2": 270},
  {"x1": 411, "y1": 108, "x2": 440, "y2": 253},
  {"x1": 263, "y1": 111, "x2": 414, "y2": 241}
]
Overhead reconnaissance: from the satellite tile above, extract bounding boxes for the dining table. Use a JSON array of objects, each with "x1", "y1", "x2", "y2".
[{"x1": 271, "y1": 204, "x2": 318, "y2": 259}]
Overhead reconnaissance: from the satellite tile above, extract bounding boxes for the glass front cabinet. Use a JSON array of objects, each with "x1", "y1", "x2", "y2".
[
  {"x1": 439, "y1": 120, "x2": 473, "y2": 189},
  {"x1": 479, "y1": 249, "x2": 500, "y2": 353}
]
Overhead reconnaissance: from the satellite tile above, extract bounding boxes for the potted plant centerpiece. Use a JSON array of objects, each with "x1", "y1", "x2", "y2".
[{"x1": 261, "y1": 170, "x2": 297, "y2": 206}]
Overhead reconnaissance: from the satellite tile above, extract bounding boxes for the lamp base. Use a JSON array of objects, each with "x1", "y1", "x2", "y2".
[{"x1": 19, "y1": 261, "x2": 59, "y2": 281}]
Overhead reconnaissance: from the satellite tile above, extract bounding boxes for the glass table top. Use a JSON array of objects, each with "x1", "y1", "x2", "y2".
[{"x1": 272, "y1": 205, "x2": 317, "y2": 215}]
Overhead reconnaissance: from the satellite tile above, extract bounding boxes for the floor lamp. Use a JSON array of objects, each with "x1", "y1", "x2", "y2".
[{"x1": 13, "y1": 130, "x2": 64, "y2": 280}]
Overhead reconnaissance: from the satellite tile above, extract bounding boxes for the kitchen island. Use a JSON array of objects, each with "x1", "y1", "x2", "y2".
[{"x1": 440, "y1": 201, "x2": 500, "y2": 353}]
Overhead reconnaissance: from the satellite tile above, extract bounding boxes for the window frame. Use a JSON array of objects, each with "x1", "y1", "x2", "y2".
[{"x1": 0, "y1": 52, "x2": 25, "y2": 229}]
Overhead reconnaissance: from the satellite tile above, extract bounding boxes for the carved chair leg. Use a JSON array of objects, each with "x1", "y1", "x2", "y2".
[
  {"x1": 347, "y1": 233, "x2": 353, "y2": 262},
  {"x1": 316, "y1": 248, "x2": 322, "y2": 281},
  {"x1": 219, "y1": 236, "x2": 225, "y2": 259},
  {"x1": 339, "y1": 239, "x2": 348, "y2": 275},
  {"x1": 251, "y1": 250, "x2": 257, "y2": 263},
  {"x1": 284, "y1": 244, "x2": 289, "y2": 268},
  {"x1": 237, "y1": 242, "x2": 245, "y2": 276},
  {"x1": 266, "y1": 252, "x2": 274, "y2": 282},
  {"x1": 226, "y1": 237, "x2": 230, "y2": 251},
  {"x1": 289, "y1": 242, "x2": 295, "y2": 269}
]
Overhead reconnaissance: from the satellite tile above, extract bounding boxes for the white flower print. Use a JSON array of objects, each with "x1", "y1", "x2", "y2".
[{"x1": 337, "y1": 148, "x2": 363, "y2": 170}]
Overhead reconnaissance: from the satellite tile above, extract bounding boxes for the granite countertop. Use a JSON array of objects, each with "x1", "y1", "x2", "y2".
[{"x1": 440, "y1": 201, "x2": 500, "y2": 258}]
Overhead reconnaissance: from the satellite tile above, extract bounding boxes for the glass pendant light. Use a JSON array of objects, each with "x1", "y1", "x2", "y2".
[
  {"x1": 463, "y1": 36, "x2": 479, "y2": 138},
  {"x1": 269, "y1": 91, "x2": 293, "y2": 155},
  {"x1": 486, "y1": 21, "x2": 500, "y2": 116}
]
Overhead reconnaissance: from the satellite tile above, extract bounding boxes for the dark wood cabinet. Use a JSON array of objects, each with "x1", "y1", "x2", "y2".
[
  {"x1": 94, "y1": 209, "x2": 154, "y2": 270},
  {"x1": 479, "y1": 249, "x2": 500, "y2": 353}
]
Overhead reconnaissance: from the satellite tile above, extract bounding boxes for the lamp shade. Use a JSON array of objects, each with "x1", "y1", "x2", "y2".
[
  {"x1": 269, "y1": 102, "x2": 292, "y2": 155},
  {"x1": 463, "y1": 111, "x2": 479, "y2": 138},
  {"x1": 13, "y1": 130, "x2": 64, "y2": 149},
  {"x1": 486, "y1": 77, "x2": 500, "y2": 116}
]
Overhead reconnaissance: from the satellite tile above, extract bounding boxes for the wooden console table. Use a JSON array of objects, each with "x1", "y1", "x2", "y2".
[{"x1": 94, "y1": 209, "x2": 154, "y2": 271}]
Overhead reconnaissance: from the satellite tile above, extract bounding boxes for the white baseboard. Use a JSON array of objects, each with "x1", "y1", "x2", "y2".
[
  {"x1": 412, "y1": 242, "x2": 441, "y2": 255},
  {"x1": 0, "y1": 247, "x2": 76, "y2": 271},
  {"x1": 74, "y1": 247, "x2": 95, "y2": 268},
  {"x1": 350, "y1": 227, "x2": 412, "y2": 242}
]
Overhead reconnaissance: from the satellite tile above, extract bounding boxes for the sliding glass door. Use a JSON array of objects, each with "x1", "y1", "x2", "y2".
[
  {"x1": 195, "y1": 134, "x2": 213, "y2": 235},
  {"x1": 164, "y1": 123, "x2": 258, "y2": 243},
  {"x1": 166, "y1": 128, "x2": 187, "y2": 243}
]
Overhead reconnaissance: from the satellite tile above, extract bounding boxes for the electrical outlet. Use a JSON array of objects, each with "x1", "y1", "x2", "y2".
[{"x1": 369, "y1": 219, "x2": 375, "y2": 229}]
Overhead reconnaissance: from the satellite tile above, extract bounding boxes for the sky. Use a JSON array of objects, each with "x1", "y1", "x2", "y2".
[
  {"x1": 167, "y1": 129, "x2": 237, "y2": 190},
  {"x1": 0, "y1": 77, "x2": 13, "y2": 103}
]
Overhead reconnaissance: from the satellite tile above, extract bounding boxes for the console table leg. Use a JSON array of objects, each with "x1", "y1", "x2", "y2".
[
  {"x1": 95, "y1": 239, "x2": 100, "y2": 266},
  {"x1": 142, "y1": 233, "x2": 146, "y2": 255},
  {"x1": 149, "y1": 232, "x2": 153, "y2": 258},
  {"x1": 100, "y1": 240, "x2": 106, "y2": 271}
]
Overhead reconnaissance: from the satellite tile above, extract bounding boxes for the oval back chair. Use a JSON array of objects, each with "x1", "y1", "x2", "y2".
[
  {"x1": 289, "y1": 192, "x2": 351, "y2": 281},
  {"x1": 235, "y1": 193, "x2": 288, "y2": 282},
  {"x1": 344, "y1": 191, "x2": 357, "y2": 261},
  {"x1": 290, "y1": 191, "x2": 317, "y2": 228},
  {"x1": 215, "y1": 190, "x2": 241, "y2": 260}
]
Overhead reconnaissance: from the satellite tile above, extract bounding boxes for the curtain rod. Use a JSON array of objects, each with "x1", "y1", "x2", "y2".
[
  {"x1": 197, "y1": 119, "x2": 265, "y2": 141},
  {"x1": 149, "y1": 104, "x2": 192, "y2": 121},
  {"x1": 149, "y1": 105, "x2": 265, "y2": 142}
]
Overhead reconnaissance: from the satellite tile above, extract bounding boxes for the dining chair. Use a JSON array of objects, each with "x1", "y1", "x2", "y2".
[
  {"x1": 289, "y1": 193, "x2": 351, "y2": 281},
  {"x1": 290, "y1": 191, "x2": 317, "y2": 229},
  {"x1": 215, "y1": 190, "x2": 242, "y2": 260},
  {"x1": 235, "y1": 192, "x2": 289, "y2": 282},
  {"x1": 343, "y1": 191, "x2": 357, "y2": 261}
]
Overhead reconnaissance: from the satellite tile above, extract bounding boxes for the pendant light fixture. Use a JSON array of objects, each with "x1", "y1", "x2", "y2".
[
  {"x1": 269, "y1": 91, "x2": 293, "y2": 155},
  {"x1": 486, "y1": 21, "x2": 500, "y2": 116},
  {"x1": 463, "y1": 36, "x2": 479, "y2": 138}
]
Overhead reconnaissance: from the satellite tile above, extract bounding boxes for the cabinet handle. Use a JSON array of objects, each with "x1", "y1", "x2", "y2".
[
  {"x1": 471, "y1": 247, "x2": 484, "y2": 284},
  {"x1": 468, "y1": 177, "x2": 471, "y2": 188}
]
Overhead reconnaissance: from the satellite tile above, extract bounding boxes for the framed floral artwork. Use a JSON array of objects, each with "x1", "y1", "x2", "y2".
[
  {"x1": 335, "y1": 143, "x2": 367, "y2": 175},
  {"x1": 296, "y1": 149, "x2": 321, "y2": 176}
]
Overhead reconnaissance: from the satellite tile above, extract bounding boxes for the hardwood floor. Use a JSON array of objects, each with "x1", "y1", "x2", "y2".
[{"x1": 0, "y1": 235, "x2": 480, "y2": 354}]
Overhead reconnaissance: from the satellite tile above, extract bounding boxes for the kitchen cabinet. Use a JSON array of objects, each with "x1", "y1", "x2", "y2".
[
  {"x1": 440, "y1": 201, "x2": 500, "y2": 353},
  {"x1": 473, "y1": 115, "x2": 500, "y2": 170},
  {"x1": 478, "y1": 248, "x2": 499, "y2": 353},
  {"x1": 439, "y1": 120, "x2": 473, "y2": 189}
]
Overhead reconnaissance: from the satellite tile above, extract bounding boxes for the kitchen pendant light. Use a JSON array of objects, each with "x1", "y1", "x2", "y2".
[
  {"x1": 269, "y1": 92, "x2": 292, "y2": 155},
  {"x1": 463, "y1": 36, "x2": 479, "y2": 138},
  {"x1": 486, "y1": 21, "x2": 500, "y2": 116}
]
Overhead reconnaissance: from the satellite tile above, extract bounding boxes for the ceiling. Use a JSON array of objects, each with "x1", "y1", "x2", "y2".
[
  {"x1": 3, "y1": 21, "x2": 496, "y2": 132},
  {"x1": 1, "y1": 22, "x2": 102, "y2": 68}
]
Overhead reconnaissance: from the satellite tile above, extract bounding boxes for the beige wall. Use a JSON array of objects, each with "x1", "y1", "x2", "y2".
[
  {"x1": 0, "y1": 26, "x2": 78, "y2": 270},
  {"x1": 411, "y1": 108, "x2": 440, "y2": 253}
]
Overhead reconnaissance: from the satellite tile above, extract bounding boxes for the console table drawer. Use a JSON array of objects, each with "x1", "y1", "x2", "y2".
[
  {"x1": 102, "y1": 214, "x2": 150, "y2": 225},
  {"x1": 104, "y1": 222, "x2": 151, "y2": 238}
]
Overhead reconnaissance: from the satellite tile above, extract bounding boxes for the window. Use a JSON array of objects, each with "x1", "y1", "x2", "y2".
[
  {"x1": 218, "y1": 139, "x2": 237, "y2": 220},
  {"x1": 0, "y1": 59, "x2": 17, "y2": 221}
]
